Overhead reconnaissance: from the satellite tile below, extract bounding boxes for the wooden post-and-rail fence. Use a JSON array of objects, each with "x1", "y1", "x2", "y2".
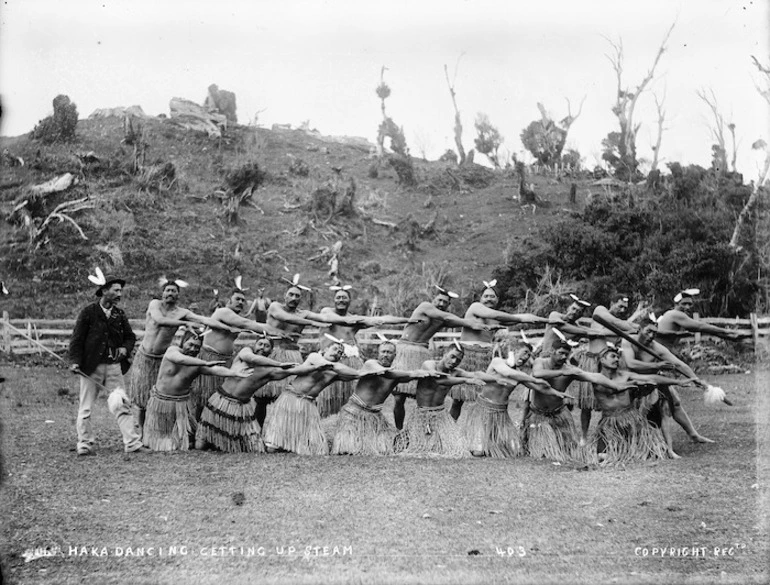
[{"x1": 1, "y1": 311, "x2": 767, "y2": 358}]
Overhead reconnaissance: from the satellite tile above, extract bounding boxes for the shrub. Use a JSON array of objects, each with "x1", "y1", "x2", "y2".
[
  {"x1": 288, "y1": 157, "x2": 310, "y2": 177},
  {"x1": 492, "y1": 166, "x2": 759, "y2": 316},
  {"x1": 33, "y1": 95, "x2": 79, "y2": 144}
]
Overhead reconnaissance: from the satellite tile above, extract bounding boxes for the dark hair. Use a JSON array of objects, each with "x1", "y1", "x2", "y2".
[
  {"x1": 638, "y1": 316, "x2": 659, "y2": 329},
  {"x1": 181, "y1": 329, "x2": 203, "y2": 347},
  {"x1": 379, "y1": 340, "x2": 396, "y2": 351},
  {"x1": 551, "y1": 338, "x2": 572, "y2": 351},
  {"x1": 611, "y1": 292, "x2": 629, "y2": 303}
]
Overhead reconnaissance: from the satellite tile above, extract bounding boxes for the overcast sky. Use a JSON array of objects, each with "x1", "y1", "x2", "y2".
[{"x1": 1, "y1": 0, "x2": 767, "y2": 175}]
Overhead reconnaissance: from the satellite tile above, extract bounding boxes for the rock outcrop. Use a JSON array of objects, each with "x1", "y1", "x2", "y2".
[{"x1": 168, "y1": 98, "x2": 227, "y2": 138}]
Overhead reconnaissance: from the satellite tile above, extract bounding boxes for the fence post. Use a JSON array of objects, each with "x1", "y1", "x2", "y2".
[
  {"x1": 2, "y1": 311, "x2": 9, "y2": 354},
  {"x1": 750, "y1": 313, "x2": 759, "y2": 353},
  {"x1": 693, "y1": 312, "x2": 701, "y2": 344}
]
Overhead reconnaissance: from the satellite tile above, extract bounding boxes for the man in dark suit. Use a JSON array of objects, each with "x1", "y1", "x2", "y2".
[{"x1": 69, "y1": 274, "x2": 148, "y2": 456}]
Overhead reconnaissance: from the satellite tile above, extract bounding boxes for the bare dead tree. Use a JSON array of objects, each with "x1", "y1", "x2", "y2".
[
  {"x1": 604, "y1": 23, "x2": 674, "y2": 179},
  {"x1": 559, "y1": 95, "x2": 586, "y2": 136},
  {"x1": 728, "y1": 123, "x2": 738, "y2": 173},
  {"x1": 729, "y1": 56, "x2": 770, "y2": 250},
  {"x1": 444, "y1": 55, "x2": 466, "y2": 165},
  {"x1": 697, "y1": 88, "x2": 731, "y2": 174},
  {"x1": 650, "y1": 91, "x2": 667, "y2": 172}
]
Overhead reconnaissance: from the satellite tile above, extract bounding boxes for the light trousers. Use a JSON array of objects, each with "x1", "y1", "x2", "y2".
[{"x1": 76, "y1": 363, "x2": 142, "y2": 453}]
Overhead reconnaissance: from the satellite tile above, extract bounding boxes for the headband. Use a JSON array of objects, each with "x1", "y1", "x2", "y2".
[
  {"x1": 435, "y1": 284, "x2": 459, "y2": 299},
  {"x1": 569, "y1": 293, "x2": 591, "y2": 308},
  {"x1": 674, "y1": 288, "x2": 700, "y2": 303},
  {"x1": 282, "y1": 273, "x2": 311, "y2": 292},
  {"x1": 158, "y1": 276, "x2": 189, "y2": 289}
]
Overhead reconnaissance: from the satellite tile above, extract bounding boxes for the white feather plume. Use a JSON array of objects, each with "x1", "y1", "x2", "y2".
[
  {"x1": 482, "y1": 279, "x2": 497, "y2": 289},
  {"x1": 324, "y1": 332, "x2": 344, "y2": 344},
  {"x1": 88, "y1": 266, "x2": 106, "y2": 286},
  {"x1": 704, "y1": 384, "x2": 727, "y2": 405}
]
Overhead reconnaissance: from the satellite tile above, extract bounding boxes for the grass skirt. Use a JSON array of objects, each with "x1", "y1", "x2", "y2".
[
  {"x1": 391, "y1": 340, "x2": 431, "y2": 397},
  {"x1": 394, "y1": 405, "x2": 468, "y2": 458},
  {"x1": 449, "y1": 344, "x2": 492, "y2": 401},
  {"x1": 262, "y1": 389, "x2": 328, "y2": 455},
  {"x1": 590, "y1": 406, "x2": 669, "y2": 465},
  {"x1": 127, "y1": 347, "x2": 163, "y2": 410},
  {"x1": 636, "y1": 386, "x2": 674, "y2": 426},
  {"x1": 254, "y1": 345, "x2": 303, "y2": 399},
  {"x1": 196, "y1": 389, "x2": 265, "y2": 453},
  {"x1": 573, "y1": 350, "x2": 599, "y2": 410},
  {"x1": 462, "y1": 395, "x2": 522, "y2": 458},
  {"x1": 521, "y1": 403, "x2": 583, "y2": 463},
  {"x1": 331, "y1": 394, "x2": 397, "y2": 455},
  {"x1": 143, "y1": 388, "x2": 195, "y2": 451},
  {"x1": 317, "y1": 354, "x2": 364, "y2": 418},
  {"x1": 190, "y1": 345, "x2": 234, "y2": 415}
]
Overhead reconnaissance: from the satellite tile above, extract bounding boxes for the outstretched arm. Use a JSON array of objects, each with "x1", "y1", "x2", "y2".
[
  {"x1": 217, "y1": 307, "x2": 292, "y2": 338},
  {"x1": 147, "y1": 301, "x2": 188, "y2": 328},
  {"x1": 200, "y1": 365, "x2": 251, "y2": 378},
  {"x1": 667, "y1": 312, "x2": 743, "y2": 340},
  {"x1": 620, "y1": 340, "x2": 674, "y2": 374},
  {"x1": 183, "y1": 310, "x2": 241, "y2": 333},
  {"x1": 473, "y1": 304, "x2": 551, "y2": 326},
  {"x1": 592, "y1": 305, "x2": 638, "y2": 334},
  {"x1": 238, "y1": 348, "x2": 299, "y2": 368},
  {"x1": 580, "y1": 371, "x2": 636, "y2": 394}
]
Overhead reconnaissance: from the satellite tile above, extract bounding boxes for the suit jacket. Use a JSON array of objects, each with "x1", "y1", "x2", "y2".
[{"x1": 68, "y1": 302, "x2": 136, "y2": 376}]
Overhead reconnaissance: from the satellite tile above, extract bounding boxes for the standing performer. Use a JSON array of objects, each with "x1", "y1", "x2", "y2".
[
  {"x1": 395, "y1": 343, "x2": 502, "y2": 458},
  {"x1": 331, "y1": 340, "x2": 437, "y2": 456},
  {"x1": 69, "y1": 269, "x2": 148, "y2": 456},
  {"x1": 620, "y1": 316, "x2": 712, "y2": 458},
  {"x1": 129, "y1": 276, "x2": 241, "y2": 436},
  {"x1": 143, "y1": 329, "x2": 250, "y2": 451},
  {"x1": 574, "y1": 293, "x2": 638, "y2": 443},
  {"x1": 257, "y1": 275, "x2": 362, "y2": 418},
  {"x1": 317, "y1": 284, "x2": 416, "y2": 418},
  {"x1": 262, "y1": 340, "x2": 377, "y2": 455},
  {"x1": 245, "y1": 287, "x2": 272, "y2": 323},
  {"x1": 461, "y1": 338, "x2": 554, "y2": 458},
  {"x1": 391, "y1": 285, "x2": 489, "y2": 430},
  {"x1": 195, "y1": 334, "x2": 332, "y2": 452},
  {"x1": 538, "y1": 293, "x2": 608, "y2": 356},
  {"x1": 657, "y1": 288, "x2": 747, "y2": 347},
  {"x1": 190, "y1": 277, "x2": 288, "y2": 422},
  {"x1": 450, "y1": 279, "x2": 554, "y2": 420},
  {"x1": 590, "y1": 342, "x2": 691, "y2": 464},
  {"x1": 526, "y1": 335, "x2": 634, "y2": 463}
]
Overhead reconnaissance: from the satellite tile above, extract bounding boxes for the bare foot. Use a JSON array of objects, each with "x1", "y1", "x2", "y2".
[{"x1": 690, "y1": 435, "x2": 715, "y2": 444}]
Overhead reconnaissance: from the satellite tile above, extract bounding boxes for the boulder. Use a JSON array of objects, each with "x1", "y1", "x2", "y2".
[
  {"x1": 168, "y1": 97, "x2": 227, "y2": 138},
  {"x1": 89, "y1": 105, "x2": 147, "y2": 119},
  {"x1": 204, "y1": 84, "x2": 237, "y2": 124}
]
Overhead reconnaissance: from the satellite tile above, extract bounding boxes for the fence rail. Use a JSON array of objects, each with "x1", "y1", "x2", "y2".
[{"x1": 1, "y1": 311, "x2": 765, "y2": 358}]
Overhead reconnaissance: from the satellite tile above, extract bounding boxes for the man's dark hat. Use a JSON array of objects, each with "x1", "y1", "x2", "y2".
[{"x1": 95, "y1": 275, "x2": 126, "y2": 297}]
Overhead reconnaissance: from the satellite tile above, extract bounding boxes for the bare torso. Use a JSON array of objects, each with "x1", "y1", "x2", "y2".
[
  {"x1": 140, "y1": 300, "x2": 191, "y2": 355},
  {"x1": 155, "y1": 351, "x2": 204, "y2": 397},
  {"x1": 459, "y1": 302, "x2": 495, "y2": 344},
  {"x1": 414, "y1": 360, "x2": 457, "y2": 407},
  {"x1": 352, "y1": 360, "x2": 401, "y2": 406},
  {"x1": 530, "y1": 356, "x2": 573, "y2": 411},
  {"x1": 291, "y1": 353, "x2": 346, "y2": 399},
  {"x1": 401, "y1": 302, "x2": 451, "y2": 344}
]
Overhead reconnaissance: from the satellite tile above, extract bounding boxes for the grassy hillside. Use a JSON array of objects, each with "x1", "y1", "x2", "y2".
[{"x1": 1, "y1": 116, "x2": 587, "y2": 319}]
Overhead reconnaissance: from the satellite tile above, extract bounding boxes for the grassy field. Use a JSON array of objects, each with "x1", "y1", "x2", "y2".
[{"x1": 1, "y1": 363, "x2": 768, "y2": 585}]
